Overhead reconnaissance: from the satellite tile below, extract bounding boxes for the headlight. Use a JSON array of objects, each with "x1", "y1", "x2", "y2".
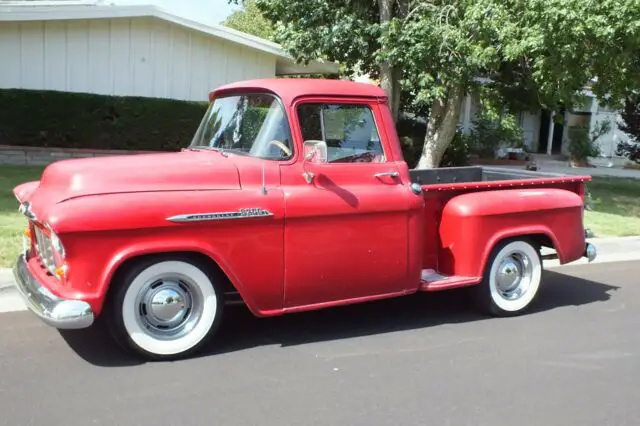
[
  {"x1": 41, "y1": 224, "x2": 68, "y2": 280},
  {"x1": 50, "y1": 231, "x2": 66, "y2": 258}
]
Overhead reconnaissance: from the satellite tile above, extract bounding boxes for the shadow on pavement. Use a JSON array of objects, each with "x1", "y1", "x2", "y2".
[{"x1": 58, "y1": 269, "x2": 619, "y2": 367}]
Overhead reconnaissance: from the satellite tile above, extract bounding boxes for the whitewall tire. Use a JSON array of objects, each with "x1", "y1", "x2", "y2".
[
  {"x1": 105, "y1": 256, "x2": 224, "y2": 360},
  {"x1": 472, "y1": 239, "x2": 543, "y2": 316}
]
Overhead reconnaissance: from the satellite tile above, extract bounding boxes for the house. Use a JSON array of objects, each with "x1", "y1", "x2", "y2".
[
  {"x1": 0, "y1": 0, "x2": 339, "y2": 102},
  {"x1": 458, "y1": 87, "x2": 632, "y2": 164},
  {"x1": 355, "y1": 72, "x2": 630, "y2": 162}
]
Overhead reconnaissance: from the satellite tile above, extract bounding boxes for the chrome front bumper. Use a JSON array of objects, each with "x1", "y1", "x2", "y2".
[{"x1": 12, "y1": 254, "x2": 94, "y2": 329}]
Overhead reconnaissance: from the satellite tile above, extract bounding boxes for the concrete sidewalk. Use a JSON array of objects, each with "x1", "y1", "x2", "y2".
[
  {"x1": 0, "y1": 268, "x2": 26, "y2": 314},
  {"x1": 0, "y1": 268, "x2": 13, "y2": 291},
  {"x1": 542, "y1": 235, "x2": 640, "y2": 267},
  {"x1": 1, "y1": 235, "x2": 638, "y2": 314},
  {"x1": 493, "y1": 158, "x2": 640, "y2": 180}
]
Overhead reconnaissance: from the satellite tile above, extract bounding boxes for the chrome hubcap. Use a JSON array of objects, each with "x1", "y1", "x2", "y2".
[
  {"x1": 495, "y1": 251, "x2": 532, "y2": 300},
  {"x1": 149, "y1": 287, "x2": 188, "y2": 324},
  {"x1": 136, "y1": 275, "x2": 203, "y2": 340}
]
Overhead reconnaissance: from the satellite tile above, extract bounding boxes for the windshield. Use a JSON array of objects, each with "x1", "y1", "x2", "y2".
[{"x1": 189, "y1": 93, "x2": 294, "y2": 160}]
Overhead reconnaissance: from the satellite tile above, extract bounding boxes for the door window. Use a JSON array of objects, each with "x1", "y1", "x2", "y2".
[{"x1": 297, "y1": 103, "x2": 385, "y2": 163}]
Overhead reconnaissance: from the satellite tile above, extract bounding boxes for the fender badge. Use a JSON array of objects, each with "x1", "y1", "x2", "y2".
[{"x1": 166, "y1": 208, "x2": 274, "y2": 223}]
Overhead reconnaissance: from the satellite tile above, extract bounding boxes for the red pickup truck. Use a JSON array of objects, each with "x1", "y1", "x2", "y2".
[{"x1": 12, "y1": 78, "x2": 596, "y2": 360}]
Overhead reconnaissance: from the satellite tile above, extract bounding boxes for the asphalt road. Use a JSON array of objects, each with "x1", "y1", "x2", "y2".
[{"x1": 1, "y1": 261, "x2": 639, "y2": 426}]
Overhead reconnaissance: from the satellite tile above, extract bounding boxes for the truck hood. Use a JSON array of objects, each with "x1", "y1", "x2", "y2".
[{"x1": 22, "y1": 150, "x2": 240, "y2": 207}]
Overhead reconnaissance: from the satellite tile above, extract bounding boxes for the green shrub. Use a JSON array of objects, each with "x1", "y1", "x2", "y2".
[
  {"x1": 396, "y1": 116, "x2": 471, "y2": 168},
  {"x1": 468, "y1": 112, "x2": 525, "y2": 158},
  {"x1": 0, "y1": 89, "x2": 208, "y2": 151},
  {"x1": 568, "y1": 125, "x2": 601, "y2": 162},
  {"x1": 441, "y1": 129, "x2": 472, "y2": 167}
]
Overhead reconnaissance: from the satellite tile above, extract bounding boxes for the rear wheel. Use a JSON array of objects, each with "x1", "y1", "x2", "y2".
[
  {"x1": 472, "y1": 239, "x2": 543, "y2": 316},
  {"x1": 105, "y1": 256, "x2": 224, "y2": 361}
]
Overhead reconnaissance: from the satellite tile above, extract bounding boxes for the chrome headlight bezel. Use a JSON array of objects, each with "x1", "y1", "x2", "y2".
[{"x1": 50, "y1": 230, "x2": 66, "y2": 259}]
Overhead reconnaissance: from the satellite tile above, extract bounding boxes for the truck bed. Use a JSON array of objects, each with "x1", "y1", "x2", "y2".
[
  {"x1": 409, "y1": 166, "x2": 592, "y2": 292},
  {"x1": 409, "y1": 165, "x2": 589, "y2": 187}
]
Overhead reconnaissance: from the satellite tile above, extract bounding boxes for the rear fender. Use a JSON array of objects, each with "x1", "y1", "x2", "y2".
[
  {"x1": 480, "y1": 226, "x2": 558, "y2": 271},
  {"x1": 438, "y1": 188, "x2": 586, "y2": 279}
]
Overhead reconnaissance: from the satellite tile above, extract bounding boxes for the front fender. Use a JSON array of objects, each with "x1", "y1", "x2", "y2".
[
  {"x1": 99, "y1": 241, "x2": 250, "y2": 311},
  {"x1": 69, "y1": 226, "x2": 284, "y2": 318},
  {"x1": 49, "y1": 191, "x2": 286, "y2": 318},
  {"x1": 13, "y1": 180, "x2": 40, "y2": 203},
  {"x1": 438, "y1": 188, "x2": 586, "y2": 278}
]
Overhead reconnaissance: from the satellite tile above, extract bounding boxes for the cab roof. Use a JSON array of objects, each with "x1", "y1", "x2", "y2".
[{"x1": 208, "y1": 78, "x2": 388, "y2": 105}]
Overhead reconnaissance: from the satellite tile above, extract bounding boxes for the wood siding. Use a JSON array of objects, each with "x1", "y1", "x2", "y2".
[{"x1": 0, "y1": 16, "x2": 276, "y2": 101}]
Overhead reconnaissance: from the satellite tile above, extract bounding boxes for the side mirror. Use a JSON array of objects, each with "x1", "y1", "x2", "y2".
[{"x1": 303, "y1": 140, "x2": 328, "y2": 164}]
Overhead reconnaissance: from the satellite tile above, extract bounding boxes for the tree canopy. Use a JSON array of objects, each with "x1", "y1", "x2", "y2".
[
  {"x1": 245, "y1": 0, "x2": 640, "y2": 167},
  {"x1": 224, "y1": 0, "x2": 275, "y2": 41}
]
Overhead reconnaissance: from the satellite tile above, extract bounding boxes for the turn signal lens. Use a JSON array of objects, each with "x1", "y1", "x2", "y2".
[
  {"x1": 54, "y1": 263, "x2": 68, "y2": 279},
  {"x1": 23, "y1": 227, "x2": 31, "y2": 239}
]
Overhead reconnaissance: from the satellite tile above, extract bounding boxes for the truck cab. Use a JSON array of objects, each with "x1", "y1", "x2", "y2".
[{"x1": 12, "y1": 78, "x2": 596, "y2": 361}]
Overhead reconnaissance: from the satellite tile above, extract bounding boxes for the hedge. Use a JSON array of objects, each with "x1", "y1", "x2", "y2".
[
  {"x1": 0, "y1": 89, "x2": 209, "y2": 151},
  {"x1": 0, "y1": 89, "x2": 470, "y2": 167}
]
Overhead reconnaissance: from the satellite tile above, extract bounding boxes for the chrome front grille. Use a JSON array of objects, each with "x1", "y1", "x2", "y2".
[{"x1": 33, "y1": 225, "x2": 55, "y2": 274}]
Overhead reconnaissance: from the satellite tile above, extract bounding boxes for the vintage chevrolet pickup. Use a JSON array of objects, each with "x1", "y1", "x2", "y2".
[{"x1": 12, "y1": 78, "x2": 597, "y2": 360}]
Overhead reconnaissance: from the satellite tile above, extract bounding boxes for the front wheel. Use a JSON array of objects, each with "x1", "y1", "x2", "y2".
[
  {"x1": 471, "y1": 239, "x2": 543, "y2": 316},
  {"x1": 105, "y1": 257, "x2": 224, "y2": 361}
]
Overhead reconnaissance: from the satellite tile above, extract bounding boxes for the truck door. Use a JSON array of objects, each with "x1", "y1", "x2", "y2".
[{"x1": 282, "y1": 98, "x2": 413, "y2": 309}]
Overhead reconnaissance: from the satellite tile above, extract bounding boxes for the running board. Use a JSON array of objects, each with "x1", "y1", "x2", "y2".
[{"x1": 420, "y1": 269, "x2": 480, "y2": 291}]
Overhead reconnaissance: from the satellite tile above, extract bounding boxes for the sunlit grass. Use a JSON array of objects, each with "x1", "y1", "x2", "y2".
[
  {"x1": 584, "y1": 176, "x2": 640, "y2": 237},
  {"x1": 0, "y1": 165, "x2": 44, "y2": 268}
]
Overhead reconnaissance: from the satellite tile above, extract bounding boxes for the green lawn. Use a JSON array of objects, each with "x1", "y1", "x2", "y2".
[
  {"x1": 0, "y1": 165, "x2": 639, "y2": 268},
  {"x1": 584, "y1": 176, "x2": 640, "y2": 238},
  {"x1": 0, "y1": 165, "x2": 45, "y2": 268}
]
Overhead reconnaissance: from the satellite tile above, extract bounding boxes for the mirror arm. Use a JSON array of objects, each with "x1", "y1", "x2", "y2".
[{"x1": 302, "y1": 171, "x2": 315, "y2": 184}]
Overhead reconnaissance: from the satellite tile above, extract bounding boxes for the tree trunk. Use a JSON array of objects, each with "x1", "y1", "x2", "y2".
[
  {"x1": 416, "y1": 87, "x2": 465, "y2": 169},
  {"x1": 377, "y1": 0, "x2": 400, "y2": 122},
  {"x1": 379, "y1": 63, "x2": 400, "y2": 122}
]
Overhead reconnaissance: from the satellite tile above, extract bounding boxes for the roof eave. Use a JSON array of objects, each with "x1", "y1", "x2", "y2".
[{"x1": 0, "y1": 4, "x2": 296, "y2": 60}]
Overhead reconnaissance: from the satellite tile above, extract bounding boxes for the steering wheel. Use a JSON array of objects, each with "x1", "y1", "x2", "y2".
[{"x1": 267, "y1": 140, "x2": 292, "y2": 157}]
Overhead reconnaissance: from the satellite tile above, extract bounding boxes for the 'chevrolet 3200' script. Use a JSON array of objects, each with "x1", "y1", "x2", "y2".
[
  {"x1": 12, "y1": 78, "x2": 597, "y2": 361},
  {"x1": 167, "y1": 208, "x2": 274, "y2": 222}
]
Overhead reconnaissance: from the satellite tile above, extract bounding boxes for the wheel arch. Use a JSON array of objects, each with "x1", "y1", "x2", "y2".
[
  {"x1": 472, "y1": 236, "x2": 545, "y2": 316},
  {"x1": 99, "y1": 248, "x2": 248, "y2": 316},
  {"x1": 478, "y1": 228, "x2": 554, "y2": 277}
]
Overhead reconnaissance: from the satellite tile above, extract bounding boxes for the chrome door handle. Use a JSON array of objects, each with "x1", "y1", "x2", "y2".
[{"x1": 374, "y1": 171, "x2": 399, "y2": 178}]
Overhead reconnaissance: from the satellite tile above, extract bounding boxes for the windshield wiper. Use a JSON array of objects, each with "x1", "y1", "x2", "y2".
[{"x1": 186, "y1": 146, "x2": 230, "y2": 157}]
